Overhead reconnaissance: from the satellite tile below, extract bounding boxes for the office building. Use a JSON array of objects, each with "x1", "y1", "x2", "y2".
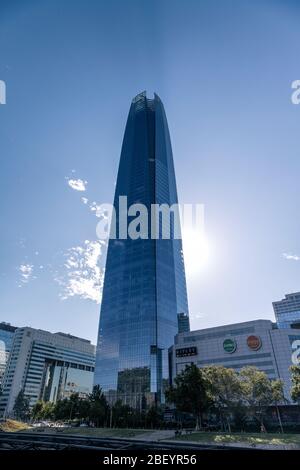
[
  {"x1": 94, "y1": 92, "x2": 189, "y2": 408},
  {"x1": 0, "y1": 322, "x2": 17, "y2": 387},
  {"x1": 0, "y1": 327, "x2": 95, "y2": 417},
  {"x1": 169, "y1": 319, "x2": 300, "y2": 402},
  {"x1": 273, "y1": 292, "x2": 300, "y2": 329}
]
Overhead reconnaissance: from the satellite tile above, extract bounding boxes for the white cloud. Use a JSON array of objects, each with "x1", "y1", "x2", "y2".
[
  {"x1": 67, "y1": 178, "x2": 87, "y2": 192},
  {"x1": 19, "y1": 264, "x2": 34, "y2": 284},
  {"x1": 282, "y1": 253, "x2": 300, "y2": 261},
  {"x1": 190, "y1": 312, "x2": 206, "y2": 320},
  {"x1": 81, "y1": 197, "x2": 89, "y2": 205},
  {"x1": 89, "y1": 201, "x2": 107, "y2": 219},
  {"x1": 57, "y1": 240, "x2": 105, "y2": 303}
]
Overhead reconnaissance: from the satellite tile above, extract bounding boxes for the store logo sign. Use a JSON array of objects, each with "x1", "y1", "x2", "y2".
[
  {"x1": 247, "y1": 335, "x2": 262, "y2": 351},
  {"x1": 175, "y1": 347, "x2": 197, "y2": 357},
  {"x1": 223, "y1": 338, "x2": 236, "y2": 354}
]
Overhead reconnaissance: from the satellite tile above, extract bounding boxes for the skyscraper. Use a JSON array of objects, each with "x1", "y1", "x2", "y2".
[
  {"x1": 94, "y1": 92, "x2": 189, "y2": 408},
  {"x1": 273, "y1": 292, "x2": 300, "y2": 329}
]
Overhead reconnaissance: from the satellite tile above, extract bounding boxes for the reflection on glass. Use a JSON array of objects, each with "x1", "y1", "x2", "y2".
[{"x1": 42, "y1": 360, "x2": 94, "y2": 401}]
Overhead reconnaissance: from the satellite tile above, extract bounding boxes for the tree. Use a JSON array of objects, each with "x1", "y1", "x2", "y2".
[
  {"x1": 239, "y1": 367, "x2": 285, "y2": 432},
  {"x1": 145, "y1": 405, "x2": 163, "y2": 429},
  {"x1": 204, "y1": 365, "x2": 244, "y2": 432},
  {"x1": 89, "y1": 385, "x2": 109, "y2": 427},
  {"x1": 231, "y1": 402, "x2": 248, "y2": 432},
  {"x1": 13, "y1": 389, "x2": 30, "y2": 421},
  {"x1": 77, "y1": 397, "x2": 90, "y2": 420},
  {"x1": 165, "y1": 363, "x2": 211, "y2": 429},
  {"x1": 53, "y1": 398, "x2": 70, "y2": 420},
  {"x1": 68, "y1": 393, "x2": 81, "y2": 420},
  {"x1": 111, "y1": 400, "x2": 132, "y2": 428},
  {"x1": 52, "y1": 393, "x2": 86, "y2": 421},
  {"x1": 31, "y1": 400, "x2": 45, "y2": 420},
  {"x1": 290, "y1": 365, "x2": 300, "y2": 403},
  {"x1": 271, "y1": 379, "x2": 286, "y2": 433}
]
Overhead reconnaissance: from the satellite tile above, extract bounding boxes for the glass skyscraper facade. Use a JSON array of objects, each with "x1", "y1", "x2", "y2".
[
  {"x1": 273, "y1": 292, "x2": 300, "y2": 329},
  {"x1": 0, "y1": 322, "x2": 16, "y2": 388},
  {"x1": 94, "y1": 92, "x2": 189, "y2": 408}
]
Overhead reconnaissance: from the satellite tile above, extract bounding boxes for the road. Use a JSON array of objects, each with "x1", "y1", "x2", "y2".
[{"x1": 0, "y1": 431, "x2": 249, "y2": 451}]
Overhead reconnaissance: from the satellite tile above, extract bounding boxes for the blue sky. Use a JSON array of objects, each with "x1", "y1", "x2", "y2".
[{"x1": 0, "y1": 0, "x2": 300, "y2": 343}]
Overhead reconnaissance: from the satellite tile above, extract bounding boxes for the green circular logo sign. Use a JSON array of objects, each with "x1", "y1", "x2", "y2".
[{"x1": 223, "y1": 338, "x2": 237, "y2": 353}]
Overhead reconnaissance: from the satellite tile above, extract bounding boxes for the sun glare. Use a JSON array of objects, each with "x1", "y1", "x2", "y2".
[{"x1": 181, "y1": 227, "x2": 211, "y2": 277}]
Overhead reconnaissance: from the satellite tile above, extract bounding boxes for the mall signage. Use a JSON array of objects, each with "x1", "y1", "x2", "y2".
[
  {"x1": 247, "y1": 335, "x2": 262, "y2": 351},
  {"x1": 175, "y1": 347, "x2": 198, "y2": 357},
  {"x1": 223, "y1": 338, "x2": 237, "y2": 353}
]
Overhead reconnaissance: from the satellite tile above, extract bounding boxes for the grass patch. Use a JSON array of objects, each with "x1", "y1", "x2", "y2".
[
  {"x1": 174, "y1": 431, "x2": 300, "y2": 447},
  {"x1": 60, "y1": 427, "x2": 150, "y2": 438},
  {"x1": 0, "y1": 419, "x2": 31, "y2": 432},
  {"x1": 26, "y1": 426, "x2": 150, "y2": 438}
]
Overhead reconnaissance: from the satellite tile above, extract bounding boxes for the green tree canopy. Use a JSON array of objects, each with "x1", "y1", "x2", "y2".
[
  {"x1": 239, "y1": 366, "x2": 285, "y2": 430},
  {"x1": 203, "y1": 365, "x2": 244, "y2": 432},
  {"x1": 88, "y1": 385, "x2": 109, "y2": 426},
  {"x1": 31, "y1": 400, "x2": 44, "y2": 420},
  {"x1": 165, "y1": 363, "x2": 211, "y2": 429},
  {"x1": 290, "y1": 365, "x2": 300, "y2": 403}
]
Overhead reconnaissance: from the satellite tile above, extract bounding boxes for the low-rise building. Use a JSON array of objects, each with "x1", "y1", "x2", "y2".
[{"x1": 169, "y1": 319, "x2": 300, "y2": 402}]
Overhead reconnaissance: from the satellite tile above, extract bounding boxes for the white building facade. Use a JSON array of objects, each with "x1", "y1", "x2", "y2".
[{"x1": 169, "y1": 319, "x2": 300, "y2": 402}]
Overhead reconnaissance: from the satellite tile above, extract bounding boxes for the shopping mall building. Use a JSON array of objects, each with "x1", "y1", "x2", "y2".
[{"x1": 169, "y1": 319, "x2": 300, "y2": 402}]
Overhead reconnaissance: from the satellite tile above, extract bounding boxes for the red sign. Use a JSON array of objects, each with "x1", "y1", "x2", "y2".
[{"x1": 247, "y1": 335, "x2": 262, "y2": 351}]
